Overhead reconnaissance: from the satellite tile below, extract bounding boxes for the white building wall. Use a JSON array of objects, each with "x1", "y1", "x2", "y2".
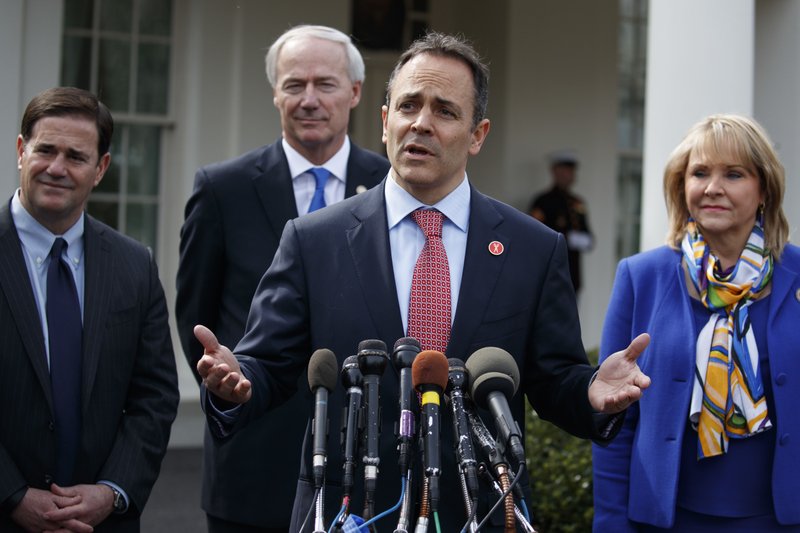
[
  {"x1": 641, "y1": 0, "x2": 755, "y2": 251},
  {"x1": 504, "y1": 0, "x2": 620, "y2": 350},
  {"x1": 1, "y1": 0, "x2": 63, "y2": 197},
  {"x1": 755, "y1": 0, "x2": 800, "y2": 243}
]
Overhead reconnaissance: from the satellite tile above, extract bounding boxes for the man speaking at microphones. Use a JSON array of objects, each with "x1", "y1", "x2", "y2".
[{"x1": 196, "y1": 32, "x2": 651, "y2": 532}]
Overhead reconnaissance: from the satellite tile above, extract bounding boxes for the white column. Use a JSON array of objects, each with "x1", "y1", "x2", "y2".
[
  {"x1": 755, "y1": 0, "x2": 800, "y2": 245},
  {"x1": 1, "y1": 0, "x2": 63, "y2": 197},
  {"x1": 0, "y1": 1, "x2": 25, "y2": 196},
  {"x1": 640, "y1": 0, "x2": 755, "y2": 250}
]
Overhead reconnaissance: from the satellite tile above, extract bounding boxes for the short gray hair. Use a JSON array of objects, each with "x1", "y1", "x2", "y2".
[{"x1": 265, "y1": 25, "x2": 365, "y2": 87}]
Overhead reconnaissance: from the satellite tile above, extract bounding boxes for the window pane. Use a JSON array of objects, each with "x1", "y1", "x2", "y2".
[
  {"x1": 126, "y1": 203, "x2": 157, "y2": 249},
  {"x1": 139, "y1": 0, "x2": 172, "y2": 36},
  {"x1": 136, "y1": 43, "x2": 170, "y2": 114},
  {"x1": 99, "y1": 0, "x2": 132, "y2": 33},
  {"x1": 61, "y1": 36, "x2": 92, "y2": 89},
  {"x1": 352, "y1": 0, "x2": 406, "y2": 50},
  {"x1": 98, "y1": 38, "x2": 131, "y2": 111},
  {"x1": 128, "y1": 125, "x2": 160, "y2": 195},
  {"x1": 87, "y1": 200, "x2": 119, "y2": 228},
  {"x1": 64, "y1": 0, "x2": 95, "y2": 30}
]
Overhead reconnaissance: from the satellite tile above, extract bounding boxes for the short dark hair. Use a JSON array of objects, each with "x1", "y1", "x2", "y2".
[
  {"x1": 385, "y1": 32, "x2": 489, "y2": 128},
  {"x1": 20, "y1": 87, "x2": 114, "y2": 158}
]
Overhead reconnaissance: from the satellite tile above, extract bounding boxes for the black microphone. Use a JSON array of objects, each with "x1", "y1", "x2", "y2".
[
  {"x1": 357, "y1": 339, "x2": 389, "y2": 516},
  {"x1": 308, "y1": 348, "x2": 338, "y2": 489},
  {"x1": 465, "y1": 347, "x2": 526, "y2": 470},
  {"x1": 412, "y1": 349, "x2": 449, "y2": 512},
  {"x1": 340, "y1": 355, "x2": 363, "y2": 497},
  {"x1": 392, "y1": 337, "x2": 420, "y2": 475},
  {"x1": 446, "y1": 358, "x2": 480, "y2": 507}
]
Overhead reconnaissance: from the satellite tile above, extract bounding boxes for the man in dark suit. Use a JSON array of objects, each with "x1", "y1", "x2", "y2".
[
  {"x1": 195, "y1": 33, "x2": 650, "y2": 531},
  {"x1": 175, "y1": 25, "x2": 389, "y2": 532},
  {"x1": 0, "y1": 87, "x2": 178, "y2": 532}
]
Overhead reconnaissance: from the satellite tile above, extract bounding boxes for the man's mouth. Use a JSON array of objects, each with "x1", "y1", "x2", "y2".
[{"x1": 404, "y1": 143, "x2": 433, "y2": 156}]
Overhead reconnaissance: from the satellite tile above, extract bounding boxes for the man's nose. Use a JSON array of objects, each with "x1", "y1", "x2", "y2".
[{"x1": 410, "y1": 107, "x2": 433, "y2": 134}]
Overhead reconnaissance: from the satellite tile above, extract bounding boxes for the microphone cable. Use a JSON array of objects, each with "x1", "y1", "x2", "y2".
[
  {"x1": 359, "y1": 475, "x2": 406, "y2": 531},
  {"x1": 330, "y1": 496, "x2": 349, "y2": 533}
]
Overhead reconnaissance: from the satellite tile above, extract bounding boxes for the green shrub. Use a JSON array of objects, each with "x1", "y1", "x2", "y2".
[{"x1": 524, "y1": 349, "x2": 598, "y2": 533}]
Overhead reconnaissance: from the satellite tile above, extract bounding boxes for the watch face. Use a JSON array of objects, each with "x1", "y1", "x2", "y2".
[{"x1": 113, "y1": 490, "x2": 126, "y2": 513}]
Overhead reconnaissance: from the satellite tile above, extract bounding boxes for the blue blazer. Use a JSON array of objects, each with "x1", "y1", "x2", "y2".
[
  {"x1": 206, "y1": 179, "x2": 604, "y2": 532},
  {"x1": 176, "y1": 139, "x2": 389, "y2": 527},
  {"x1": 592, "y1": 245, "x2": 800, "y2": 531}
]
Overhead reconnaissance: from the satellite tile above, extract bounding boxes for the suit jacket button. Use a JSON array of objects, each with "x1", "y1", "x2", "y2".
[
  {"x1": 48, "y1": 420, "x2": 55, "y2": 431},
  {"x1": 775, "y1": 373, "x2": 787, "y2": 386},
  {"x1": 780, "y1": 433, "x2": 791, "y2": 446},
  {"x1": 44, "y1": 475, "x2": 53, "y2": 485}
]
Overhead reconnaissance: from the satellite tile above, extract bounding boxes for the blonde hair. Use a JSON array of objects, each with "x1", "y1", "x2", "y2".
[{"x1": 663, "y1": 114, "x2": 789, "y2": 257}]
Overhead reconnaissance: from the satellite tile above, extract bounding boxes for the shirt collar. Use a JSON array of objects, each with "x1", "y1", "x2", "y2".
[
  {"x1": 283, "y1": 136, "x2": 350, "y2": 183},
  {"x1": 385, "y1": 172, "x2": 471, "y2": 232},
  {"x1": 11, "y1": 189, "x2": 85, "y2": 264}
]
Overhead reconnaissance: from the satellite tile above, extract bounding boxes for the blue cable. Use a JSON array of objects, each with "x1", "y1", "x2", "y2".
[
  {"x1": 328, "y1": 502, "x2": 348, "y2": 533},
  {"x1": 358, "y1": 476, "x2": 406, "y2": 531}
]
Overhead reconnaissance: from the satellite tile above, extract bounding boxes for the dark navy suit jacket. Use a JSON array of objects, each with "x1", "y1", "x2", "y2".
[
  {"x1": 206, "y1": 179, "x2": 605, "y2": 532},
  {"x1": 0, "y1": 202, "x2": 178, "y2": 532},
  {"x1": 176, "y1": 139, "x2": 388, "y2": 527}
]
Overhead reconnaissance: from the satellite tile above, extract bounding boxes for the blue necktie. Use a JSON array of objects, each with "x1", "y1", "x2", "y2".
[
  {"x1": 47, "y1": 237, "x2": 83, "y2": 485},
  {"x1": 307, "y1": 167, "x2": 330, "y2": 213}
]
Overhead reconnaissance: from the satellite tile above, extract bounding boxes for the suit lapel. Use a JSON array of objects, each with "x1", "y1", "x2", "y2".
[
  {"x1": 345, "y1": 145, "x2": 387, "y2": 197},
  {"x1": 253, "y1": 142, "x2": 298, "y2": 241},
  {"x1": 448, "y1": 189, "x2": 505, "y2": 359},
  {"x1": 0, "y1": 202, "x2": 53, "y2": 409},
  {"x1": 346, "y1": 182, "x2": 405, "y2": 343},
  {"x1": 81, "y1": 216, "x2": 114, "y2": 413}
]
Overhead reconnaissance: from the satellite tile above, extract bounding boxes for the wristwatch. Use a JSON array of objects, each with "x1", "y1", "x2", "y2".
[{"x1": 110, "y1": 487, "x2": 127, "y2": 514}]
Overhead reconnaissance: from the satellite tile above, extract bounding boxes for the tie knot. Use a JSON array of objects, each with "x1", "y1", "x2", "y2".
[
  {"x1": 309, "y1": 167, "x2": 330, "y2": 189},
  {"x1": 50, "y1": 237, "x2": 68, "y2": 259},
  {"x1": 412, "y1": 209, "x2": 444, "y2": 239}
]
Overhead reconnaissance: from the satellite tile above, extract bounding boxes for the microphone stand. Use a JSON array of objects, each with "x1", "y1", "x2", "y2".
[
  {"x1": 357, "y1": 340, "x2": 388, "y2": 525},
  {"x1": 313, "y1": 485, "x2": 326, "y2": 533},
  {"x1": 393, "y1": 338, "x2": 420, "y2": 533},
  {"x1": 465, "y1": 401, "x2": 520, "y2": 532},
  {"x1": 477, "y1": 465, "x2": 537, "y2": 533},
  {"x1": 457, "y1": 472, "x2": 478, "y2": 533},
  {"x1": 414, "y1": 473, "x2": 431, "y2": 533}
]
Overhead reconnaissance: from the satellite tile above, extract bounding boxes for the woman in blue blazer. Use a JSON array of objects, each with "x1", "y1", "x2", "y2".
[{"x1": 593, "y1": 114, "x2": 800, "y2": 531}]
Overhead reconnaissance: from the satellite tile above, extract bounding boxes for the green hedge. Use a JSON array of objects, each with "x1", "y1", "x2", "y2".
[{"x1": 524, "y1": 349, "x2": 598, "y2": 533}]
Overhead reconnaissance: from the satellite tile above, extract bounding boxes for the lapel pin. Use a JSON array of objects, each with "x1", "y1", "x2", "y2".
[
  {"x1": 488, "y1": 241, "x2": 504, "y2": 256},
  {"x1": 356, "y1": 185, "x2": 368, "y2": 194}
]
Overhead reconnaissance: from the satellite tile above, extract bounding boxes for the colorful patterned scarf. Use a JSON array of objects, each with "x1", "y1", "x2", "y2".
[{"x1": 683, "y1": 219, "x2": 773, "y2": 459}]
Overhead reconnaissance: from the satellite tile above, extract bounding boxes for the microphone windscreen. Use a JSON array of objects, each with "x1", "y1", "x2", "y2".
[
  {"x1": 447, "y1": 358, "x2": 467, "y2": 372},
  {"x1": 393, "y1": 336, "x2": 421, "y2": 352},
  {"x1": 357, "y1": 339, "x2": 387, "y2": 353},
  {"x1": 412, "y1": 350, "x2": 449, "y2": 391},
  {"x1": 465, "y1": 347, "x2": 520, "y2": 405},
  {"x1": 308, "y1": 349, "x2": 338, "y2": 392}
]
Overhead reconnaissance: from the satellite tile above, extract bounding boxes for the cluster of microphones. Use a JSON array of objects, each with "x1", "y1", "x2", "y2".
[{"x1": 303, "y1": 337, "x2": 538, "y2": 533}]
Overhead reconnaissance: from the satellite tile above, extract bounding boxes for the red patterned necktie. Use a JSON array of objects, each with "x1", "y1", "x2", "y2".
[{"x1": 408, "y1": 209, "x2": 451, "y2": 353}]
